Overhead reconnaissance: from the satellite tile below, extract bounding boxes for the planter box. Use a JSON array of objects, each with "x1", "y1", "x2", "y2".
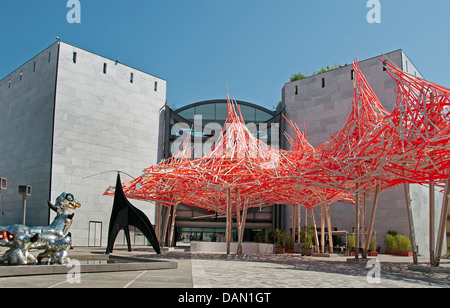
[
  {"x1": 368, "y1": 252, "x2": 378, "y2": 256},
  {"x1": 285, "y1": 248, "x2": 294, "y2": 253},
  {"x1": 274, "y1": 247, "x2": 285, "y2": 254},
  {"x1": 398, "y1": 251, "x2": 412, "y2": 257},
  {"x1": 385, "y1": 250, "x2": 412, "y2": 257},
  {"x1": 300, "y1": 248, "x2": 312, "y2": 256}
]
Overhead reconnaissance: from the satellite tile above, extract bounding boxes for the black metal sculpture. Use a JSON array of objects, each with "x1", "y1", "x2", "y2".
[{"x1": 106, "y1": 173, "x2": 161, "y2": 254}]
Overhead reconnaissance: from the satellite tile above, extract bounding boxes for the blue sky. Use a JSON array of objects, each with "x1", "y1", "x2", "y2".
[{"x1": 1, "y1": 0, "x2": 449, "y2": 110}]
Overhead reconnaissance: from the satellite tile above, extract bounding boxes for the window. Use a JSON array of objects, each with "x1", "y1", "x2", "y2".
[
  {"x1": 103, "y1": 63, "x2": 107, "y2": 74},
  {"x1": 8, "y1": 79, "x2": 11, "y2": 88},
  {"x1": 154, "y1": 81, "x2": 158, "y2": 91},
  {"x1": 351, "y1": 70, "x2": 355, "y2": 80},
  {"x1": 130, "y1": 72, "x2": 134, "y2": 83},
  {"x1": 73, "y1": 52, "x2": 77, "y2": 63},
  {"x1": 33, "y1": 62, "x2": 36, "y2": 73},
  {"x1": 295, "y1": 85, "x2": 298, "y2": 95},
  {"x1": 322, "y1": 78, "x2": 325, "y2": 88},
  {"x1": 19, "y1": 71, "x2": 23, "y2": 81},
  {"x1": 88, "y1": 221, "x2": 102, "y2": 247},
  {"x1": 48, "y1": 51, "x2": 51, "y2": 63},
  {"x1": 383, "y1": 62, "x2": 387, "y2": 71}
]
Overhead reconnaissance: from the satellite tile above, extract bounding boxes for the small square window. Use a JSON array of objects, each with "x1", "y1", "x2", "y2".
[
  {"x1": 103, "y1": 63, "x2": 107, "y2": 74},
  {"x1": 73, "y1": 52, "x2": 77, "y2": 63}
]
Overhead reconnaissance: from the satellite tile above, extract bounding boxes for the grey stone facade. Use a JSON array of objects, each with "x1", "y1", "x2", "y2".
[
  {"x1": 282, "y1": 50, "x2": 446, "y2": 255},
  {"x1": 0, "y1": 41, "x2": 166, "y2": 246},
  {"x1": 0, "y1": 43, "x2": 58, "y2": 227}
]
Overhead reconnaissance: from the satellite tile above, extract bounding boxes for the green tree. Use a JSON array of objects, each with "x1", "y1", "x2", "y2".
[{"x1": 290, "y1": 73, "x2": 307, "y2": 82}]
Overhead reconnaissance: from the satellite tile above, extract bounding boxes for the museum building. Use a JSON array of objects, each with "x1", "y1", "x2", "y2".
[{"x1": 0, "y1": 41, "x2": 448, "y2": 253}]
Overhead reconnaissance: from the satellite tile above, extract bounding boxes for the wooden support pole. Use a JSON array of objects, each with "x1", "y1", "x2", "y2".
[
  {"x1": 435, "y1": 176, "x2": 450, "y2": 266},
  {"x1": 292, "y1": 205, "x2": 296, "y2": 249},
  {"x1": 355, "y1": 192, "x2": 360, "y2": 259},
  {"x1": 430, "y1": 181, "x2": 436, "y2": 266},
  {"x1": 297, "y1": 205, "x2": 301, "y2": 244},
  {"x1": 156, "y1": 203, "x2": 161, "y2": 243},
  {"x1": 325, "y1": 202, "x2": 333, "y2": 254},
  {"x1": 226, "y1": 187, "x2": 232, "y2": 255},
  {"x1": 403, "y1": 175, "x2": 418, "y2": 265},
  {"x1": 363, "y1": 185, "x2": 380, "y2": 258},
  {"x1": 310, "y1": 208, "x2": 320, "y2": 253},
  {"x1": 161, "y1": 205, "x2": 171, "y2": 248},
  {"x1": 237, "y1": 197, "x2": 249, "y2": 255},
  {"x1": 168, "y1": 203, "x2": 178, "y2": 248},
  {"x1": 161, "y1": 195, "x2": 174, "y2": 248},
  {"x1": 321, "y1": 203, "x2": 325, "y2": 254},
  {"x1": 235, "y1": 188, "x2": 241, "y2": 254},
  {"x1": 362, "y1": 193, "x2": 366, "y2": 258}
]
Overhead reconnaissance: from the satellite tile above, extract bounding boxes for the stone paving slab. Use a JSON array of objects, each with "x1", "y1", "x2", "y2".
[
  {"x1": 0, "y1": 247, "x2": 447, "y2": 288},
  {"x1": 186, "y1": 253, "x2": 450, "y2": 288}
]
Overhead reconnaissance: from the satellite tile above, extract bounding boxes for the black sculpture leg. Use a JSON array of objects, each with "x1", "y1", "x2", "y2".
[
  {"x1": 123, "y1": 225, "x2": 132, "y2": 252},
  {"x1": 128, "y1": 207, "x2": 161, "y2": 254}
]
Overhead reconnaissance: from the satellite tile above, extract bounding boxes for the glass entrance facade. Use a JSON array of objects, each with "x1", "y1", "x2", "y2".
[
  {"x1": 177, "y1": 227, "x2": 267, "y2": 244},
  {"x1": 163, "y1": 99, "x2": 285, "y2": 247}
]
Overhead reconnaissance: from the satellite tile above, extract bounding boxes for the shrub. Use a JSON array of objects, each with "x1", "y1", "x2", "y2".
[
  {"x1": 348, "y1": 234, "x2": 355, "y2": 251},
  {"x1": 369, "y1": 237, "x2": 377, "y2": 252},
  {"x1": 387, "y1": 230, "x2": 398, "y2": 236},
  {"x1": 272, "y1": 229, "x2": 288, "y2": 248},
  {"x1": 385, "y1": 234, "x2": 398, "y2": 251},
  {"x1": 253, "y1": 231, "x2": 265, "y2": 243},
  {"x1": 300, "y1": 226, "x2": 313, "y2": 249},
  {"x1": 285, "y1": 235, "x2": 293, "y2": 249},
  {"x1": 290, "y1": 73, "x2": 307, "y2": 82},
  {"x1": 396, "y1": 234, "x2": 411, "y2": 252}
]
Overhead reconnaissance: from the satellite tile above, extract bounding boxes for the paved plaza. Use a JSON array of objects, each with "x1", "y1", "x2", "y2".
[{"x1": 0, "y1": 247, "x2": 447, "y2": 288}]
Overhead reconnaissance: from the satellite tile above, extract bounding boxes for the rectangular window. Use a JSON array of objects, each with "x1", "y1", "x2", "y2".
[
  {"x1": 103, "y1": 63, "x2": 107, "y2": 74},
  {"x1": 295, "y1": 85, "x2": 298, "y2": 95},
  {"x1": 322, "y1": 78, "x2": 325, "y2": 88},
  {"x1": 33, "y1": 62, "x2": 36, "y2": 73},
  {"x1": 19, "y1": 71, "x2": 23, "y2": 81},
  {"x1": 8, "y1": 79, "x2": 11, "y2": 88},
  {"x1": 154, "y1": 81, "x2": 158, "y2": 91},
  {"x1": 88, "y1": 221, "x2": 102, "y2": 247},
  {"x1": 48, "y1": 51, "x2": 51, "y2": 63},
  {"x1": 351, "y1": 70, "x2": 355, "y2": 80},
  {"x1": 130, "y1": 72, "x2": 134, "y2": 83},
  {"x1": 73, "y1": 52, "x2": 77, "y2": 63},
  {"x1": 383, "y1": 62, "x2": 387, "y2": 71}
]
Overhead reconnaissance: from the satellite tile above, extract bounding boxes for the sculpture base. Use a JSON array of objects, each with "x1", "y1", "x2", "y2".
[{"x1": 0, "y1": 254, "x2": 177, "y2": 277}]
